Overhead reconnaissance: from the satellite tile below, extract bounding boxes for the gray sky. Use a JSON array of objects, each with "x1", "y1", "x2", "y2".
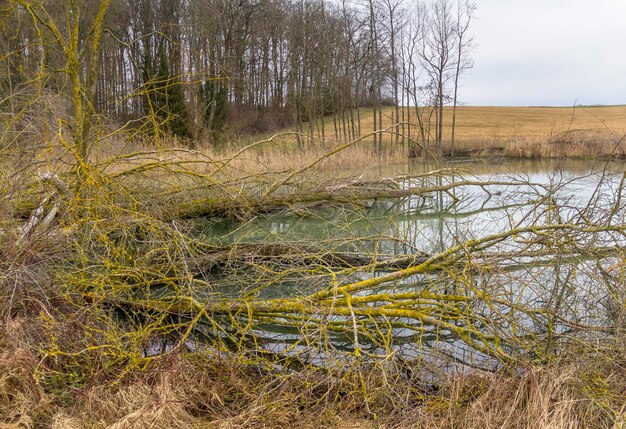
[{"x1": 462, "y1": 0, "x2": 626, "y2": 106}]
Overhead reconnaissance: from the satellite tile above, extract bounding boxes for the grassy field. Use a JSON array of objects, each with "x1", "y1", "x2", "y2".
[
  {"x1": 48, "y1": 105, "x2": 626, "y2": 173},
  {"x1": 443, "y1": 105, "x2": 626, "y2": 141},
  {"x1": 296, "y1": 105, "x2": 626, "y2": 158}
]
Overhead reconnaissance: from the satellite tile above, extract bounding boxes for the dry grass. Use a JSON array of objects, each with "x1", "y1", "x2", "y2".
[
  {"x1": 1, "y1": 326, "x2": 624, "y2": 429},
  {"x1": 19, "y1": 132, "x2": 407, "y2": 185},
  {"x1": 442, "y1": 105, "x2": 626, "y2": 149},
  {"x1": 86, "y1": 105, "x2": 626, "y2": 176},
  {"x1": 12, "y1": 106, "x2": 626, "y2": 189},
  {"x1": 313, "y1": 105, "x2": 626, "y2": 158}
]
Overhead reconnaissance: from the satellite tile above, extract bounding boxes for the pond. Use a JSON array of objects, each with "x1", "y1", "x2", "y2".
[{"x1": 179, "y1": 158, "x2": 626, "y2": 370}]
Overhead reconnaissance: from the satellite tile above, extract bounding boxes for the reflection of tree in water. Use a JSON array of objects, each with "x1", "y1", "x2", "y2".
[{"x1": 170, "y1": 168, "x2": 625, "y2": 369}]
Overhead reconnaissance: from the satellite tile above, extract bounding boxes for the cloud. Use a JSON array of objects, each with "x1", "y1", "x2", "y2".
[{"x1": 463, "y1": 0, "x2": 626, "y2": 105}]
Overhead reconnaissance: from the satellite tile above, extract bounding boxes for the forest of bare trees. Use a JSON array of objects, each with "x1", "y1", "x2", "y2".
[{"x1": 0, "y1": 0, "x2": 474, "y2": 155}]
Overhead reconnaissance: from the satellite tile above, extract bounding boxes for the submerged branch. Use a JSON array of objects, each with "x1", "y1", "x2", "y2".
[{"x1": 172, "y1": 179, "x2": 539, "y2": 220}]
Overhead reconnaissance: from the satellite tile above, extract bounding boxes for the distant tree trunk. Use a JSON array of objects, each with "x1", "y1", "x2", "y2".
[
  {"x1": 378, "y1": 88, "x2": 383, "y2": 152},
  {"x1": 421, "y1": 0, "x2": 455, "y2": 160},
  {"x1": 437, "y1": 70, "x2": 444, "y2": 158},
  {"x1": 450, "y1": 1, "x2": 475, "y2": 158},
  {"x1": 373, "y1": 104, "x2": 378, "y2": 149}
]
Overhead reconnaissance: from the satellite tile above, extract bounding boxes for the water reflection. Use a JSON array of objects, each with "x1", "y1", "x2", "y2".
[{"x1": 188, "y1": 158, "x2": 625, "y2": 369}]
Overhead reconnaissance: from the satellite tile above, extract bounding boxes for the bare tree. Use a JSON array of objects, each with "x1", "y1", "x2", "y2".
[
  {"x1": 400, "y1": 1, "x2": 430, "y2": 157},
  {"x1": 10, "y1": 0, "x2": 113, "y2": 161},
  {"x1": 450, "y1": 0, "x2": 475, "y2": 157},
  {"x1": 421, "y1": 0, "x2": 457, "y2": 158},
  {"x1": 381, "y1": 0, "x2": 407, "y2": 149}
]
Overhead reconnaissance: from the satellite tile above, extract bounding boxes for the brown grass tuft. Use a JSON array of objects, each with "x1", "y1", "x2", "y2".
[
  {"x1": 0, "y1": 327, "x2": 625, "y2": 428},
  {"x1": 0, "y1": 327, "x2": 51, "y2": 428}
]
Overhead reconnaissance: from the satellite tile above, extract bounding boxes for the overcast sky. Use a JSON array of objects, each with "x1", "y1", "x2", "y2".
[{"x1": 462, "y1": 0, "x2": 626, "y2": 106}]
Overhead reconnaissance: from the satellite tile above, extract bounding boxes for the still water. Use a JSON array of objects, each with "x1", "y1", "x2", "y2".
[{"x1": 187, "y1": 158, "x2": 625, "y2": 369}]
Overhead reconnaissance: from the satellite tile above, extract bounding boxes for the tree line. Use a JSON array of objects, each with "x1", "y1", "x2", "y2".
[{"x1": 0, "y1": 0, "x2": 475, "y2": 157}]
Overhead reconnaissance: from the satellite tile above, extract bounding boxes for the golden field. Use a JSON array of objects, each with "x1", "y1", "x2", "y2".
[
  {"x1": 302, "y1": 105, "x2": 626, "y2": 158},
  {"x1": 16, "y1": 105, "x2": 626, "y2": 194}
]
